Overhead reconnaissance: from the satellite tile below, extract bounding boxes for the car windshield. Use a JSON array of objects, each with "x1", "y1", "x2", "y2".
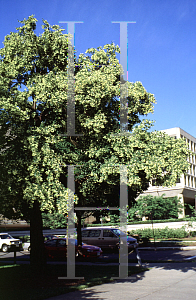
[
  {"x1": 111, "y1": 229, "x2": 126, "y2": 236},
  {"x1": 0, "y1": 234, "x2": 13, "y2": 239}
]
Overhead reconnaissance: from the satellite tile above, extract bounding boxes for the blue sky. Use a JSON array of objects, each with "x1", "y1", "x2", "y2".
[{"x1": 0, "y1": 0, "x2": 196, "y2": 137}]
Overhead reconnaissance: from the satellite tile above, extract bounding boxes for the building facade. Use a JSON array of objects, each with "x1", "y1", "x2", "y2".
[{"x1": 141, "y1": 127, "x2": 196, "y2": 218}]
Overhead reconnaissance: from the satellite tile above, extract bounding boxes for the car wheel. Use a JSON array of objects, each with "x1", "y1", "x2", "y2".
[
  {"x1": 28, "y1": 246, "x2": 31, "y2": 251},
  {"x1": 2, "y1": 244, "x2": 8, "y2": 252}
]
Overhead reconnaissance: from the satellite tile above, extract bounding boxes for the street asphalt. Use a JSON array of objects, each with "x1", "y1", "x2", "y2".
[
  {"x1": 1, "y1": 244, "x2": 196, "y2": 299},
  {"x1": 44, "y1": 261, "x2": 196, "y2": 300}
]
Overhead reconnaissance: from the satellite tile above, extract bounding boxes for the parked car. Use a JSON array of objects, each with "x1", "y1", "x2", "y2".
[
  {"x1": 81, "y1": 227, "x2": 138, "y2": 251},
  {"x1": 22, "y1": 235, "x2": 56, "y2": 251},
  {"x1": 44, "y1": 235, "x2": 55, "y2": 241},
  {"x1": 44, "y1": 237, "x2": 102, "y2": 259},
  {"x1": 0, "y1": 233, "x2": 22, "y2": 252}
]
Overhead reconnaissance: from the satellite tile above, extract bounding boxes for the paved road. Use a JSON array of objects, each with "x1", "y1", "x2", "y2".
[
  {"x1": 139, "y1": 248, "x2": 196, "y2": 261},
  {"x1": 2, "y1": 250, "x2": 196, "y2": 299},
  {"x1": 1, "y1": 248, "x2": 196, "y2": 263}
]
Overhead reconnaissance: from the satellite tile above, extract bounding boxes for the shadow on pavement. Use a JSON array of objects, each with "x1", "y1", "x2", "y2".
[{"x1": 152, "y1": 261, "x2": 196, "y2": 272}]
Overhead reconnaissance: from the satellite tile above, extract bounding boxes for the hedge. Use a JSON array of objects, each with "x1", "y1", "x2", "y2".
[{"x1": 128, "y1": 227, "x2": 189, "y2": 239}]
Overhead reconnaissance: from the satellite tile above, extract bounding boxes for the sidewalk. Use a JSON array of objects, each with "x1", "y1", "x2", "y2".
[{"x1": 44, "y1": 262, "x2": 196, "y2": 300}]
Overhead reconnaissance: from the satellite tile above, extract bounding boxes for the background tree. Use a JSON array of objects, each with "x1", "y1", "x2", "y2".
[
  {"x1": 129, "y1": 194, "x2": 184, "y2": 221},
  {"x1": 0, "y1": 16, "x2": 190, "y2": 267}
]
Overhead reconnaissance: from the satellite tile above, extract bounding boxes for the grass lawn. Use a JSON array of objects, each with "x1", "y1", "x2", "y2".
[{"x1": 0, "y1": 263, "x2": 148, "y2": 300}]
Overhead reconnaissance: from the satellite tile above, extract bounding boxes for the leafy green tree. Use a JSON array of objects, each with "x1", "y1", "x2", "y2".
[
  {"x1": 0, "y1": 16, "x2": 70, "y2": 269},
  {"x1": 42, "y1": 212, "x2": 67, "y2": 229},
  {"x1": 57, "y1": 46, "x2": 190, "y2": 243},
  {"x1": 0, "y1": 16, "x2": 190, "y2": 268},
  {"x1": 131, "y1": 194, "x2": 184, "y2": 220}
]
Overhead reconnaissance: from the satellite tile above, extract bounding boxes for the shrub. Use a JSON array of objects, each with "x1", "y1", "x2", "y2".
[{"x1": 128, "y1": 226, "x2": 188, "y2": 239}]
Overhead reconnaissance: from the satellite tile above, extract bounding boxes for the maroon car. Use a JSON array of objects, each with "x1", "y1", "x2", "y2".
[{"x1": 44, "y1": 238, "x2": 102, "y2": 259}]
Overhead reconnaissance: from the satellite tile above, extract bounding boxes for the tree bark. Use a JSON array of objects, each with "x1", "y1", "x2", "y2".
[
  {"x1": 30, "y1": 200, "x2": 46, "y2": 273},
  {"x1": 76, "y1": 212, "x2": 82, "y2": 246}
]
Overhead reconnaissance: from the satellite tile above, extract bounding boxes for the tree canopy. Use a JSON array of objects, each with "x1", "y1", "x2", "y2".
[{"x1": 0, "y1": 16, "x2": 190, "y2": 267}]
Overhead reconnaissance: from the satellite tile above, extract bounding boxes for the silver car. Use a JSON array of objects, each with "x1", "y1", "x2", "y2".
[{"x1": 81, "y1": 227, "x2": 138, "y2": 251}]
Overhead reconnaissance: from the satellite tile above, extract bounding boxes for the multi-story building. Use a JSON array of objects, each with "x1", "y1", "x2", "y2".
[{"x1": 142, "y1": 127, "x2": 196, "y2": 218}]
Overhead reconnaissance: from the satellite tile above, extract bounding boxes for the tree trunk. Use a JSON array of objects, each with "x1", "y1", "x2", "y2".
[
  {"x1": 30, "y1": 200, "x2": 46, "y2": 273},
  {"x1": 95, "y1": 214, "x2": 100, "y2": 224},
  {"x1": 77, "y1": 212, "x2": 82, "y2": 246}
]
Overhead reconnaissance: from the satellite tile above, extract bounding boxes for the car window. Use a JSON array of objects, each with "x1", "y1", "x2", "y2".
[
  {"x1": 0, "y1": 234, "x2": 13, "y2": 239},
  {"x1": 45, "y1": 239, "x2": 57, "y2": 247},
  {"x1": 111, "y1": 229, "x2": 126, "y2": 236},
  {"x1": 82, "y1": 230, "x2": 89, "y2": 237},
  {"x1": 88, "y1": 230, "x2": 101, "y2": 237},
  {"x1": 57, "y1": 239, "x2": 67, "y2": 247},
  {"x1": 103, "y1": 230, "x2": 116, "y2": 237}
]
